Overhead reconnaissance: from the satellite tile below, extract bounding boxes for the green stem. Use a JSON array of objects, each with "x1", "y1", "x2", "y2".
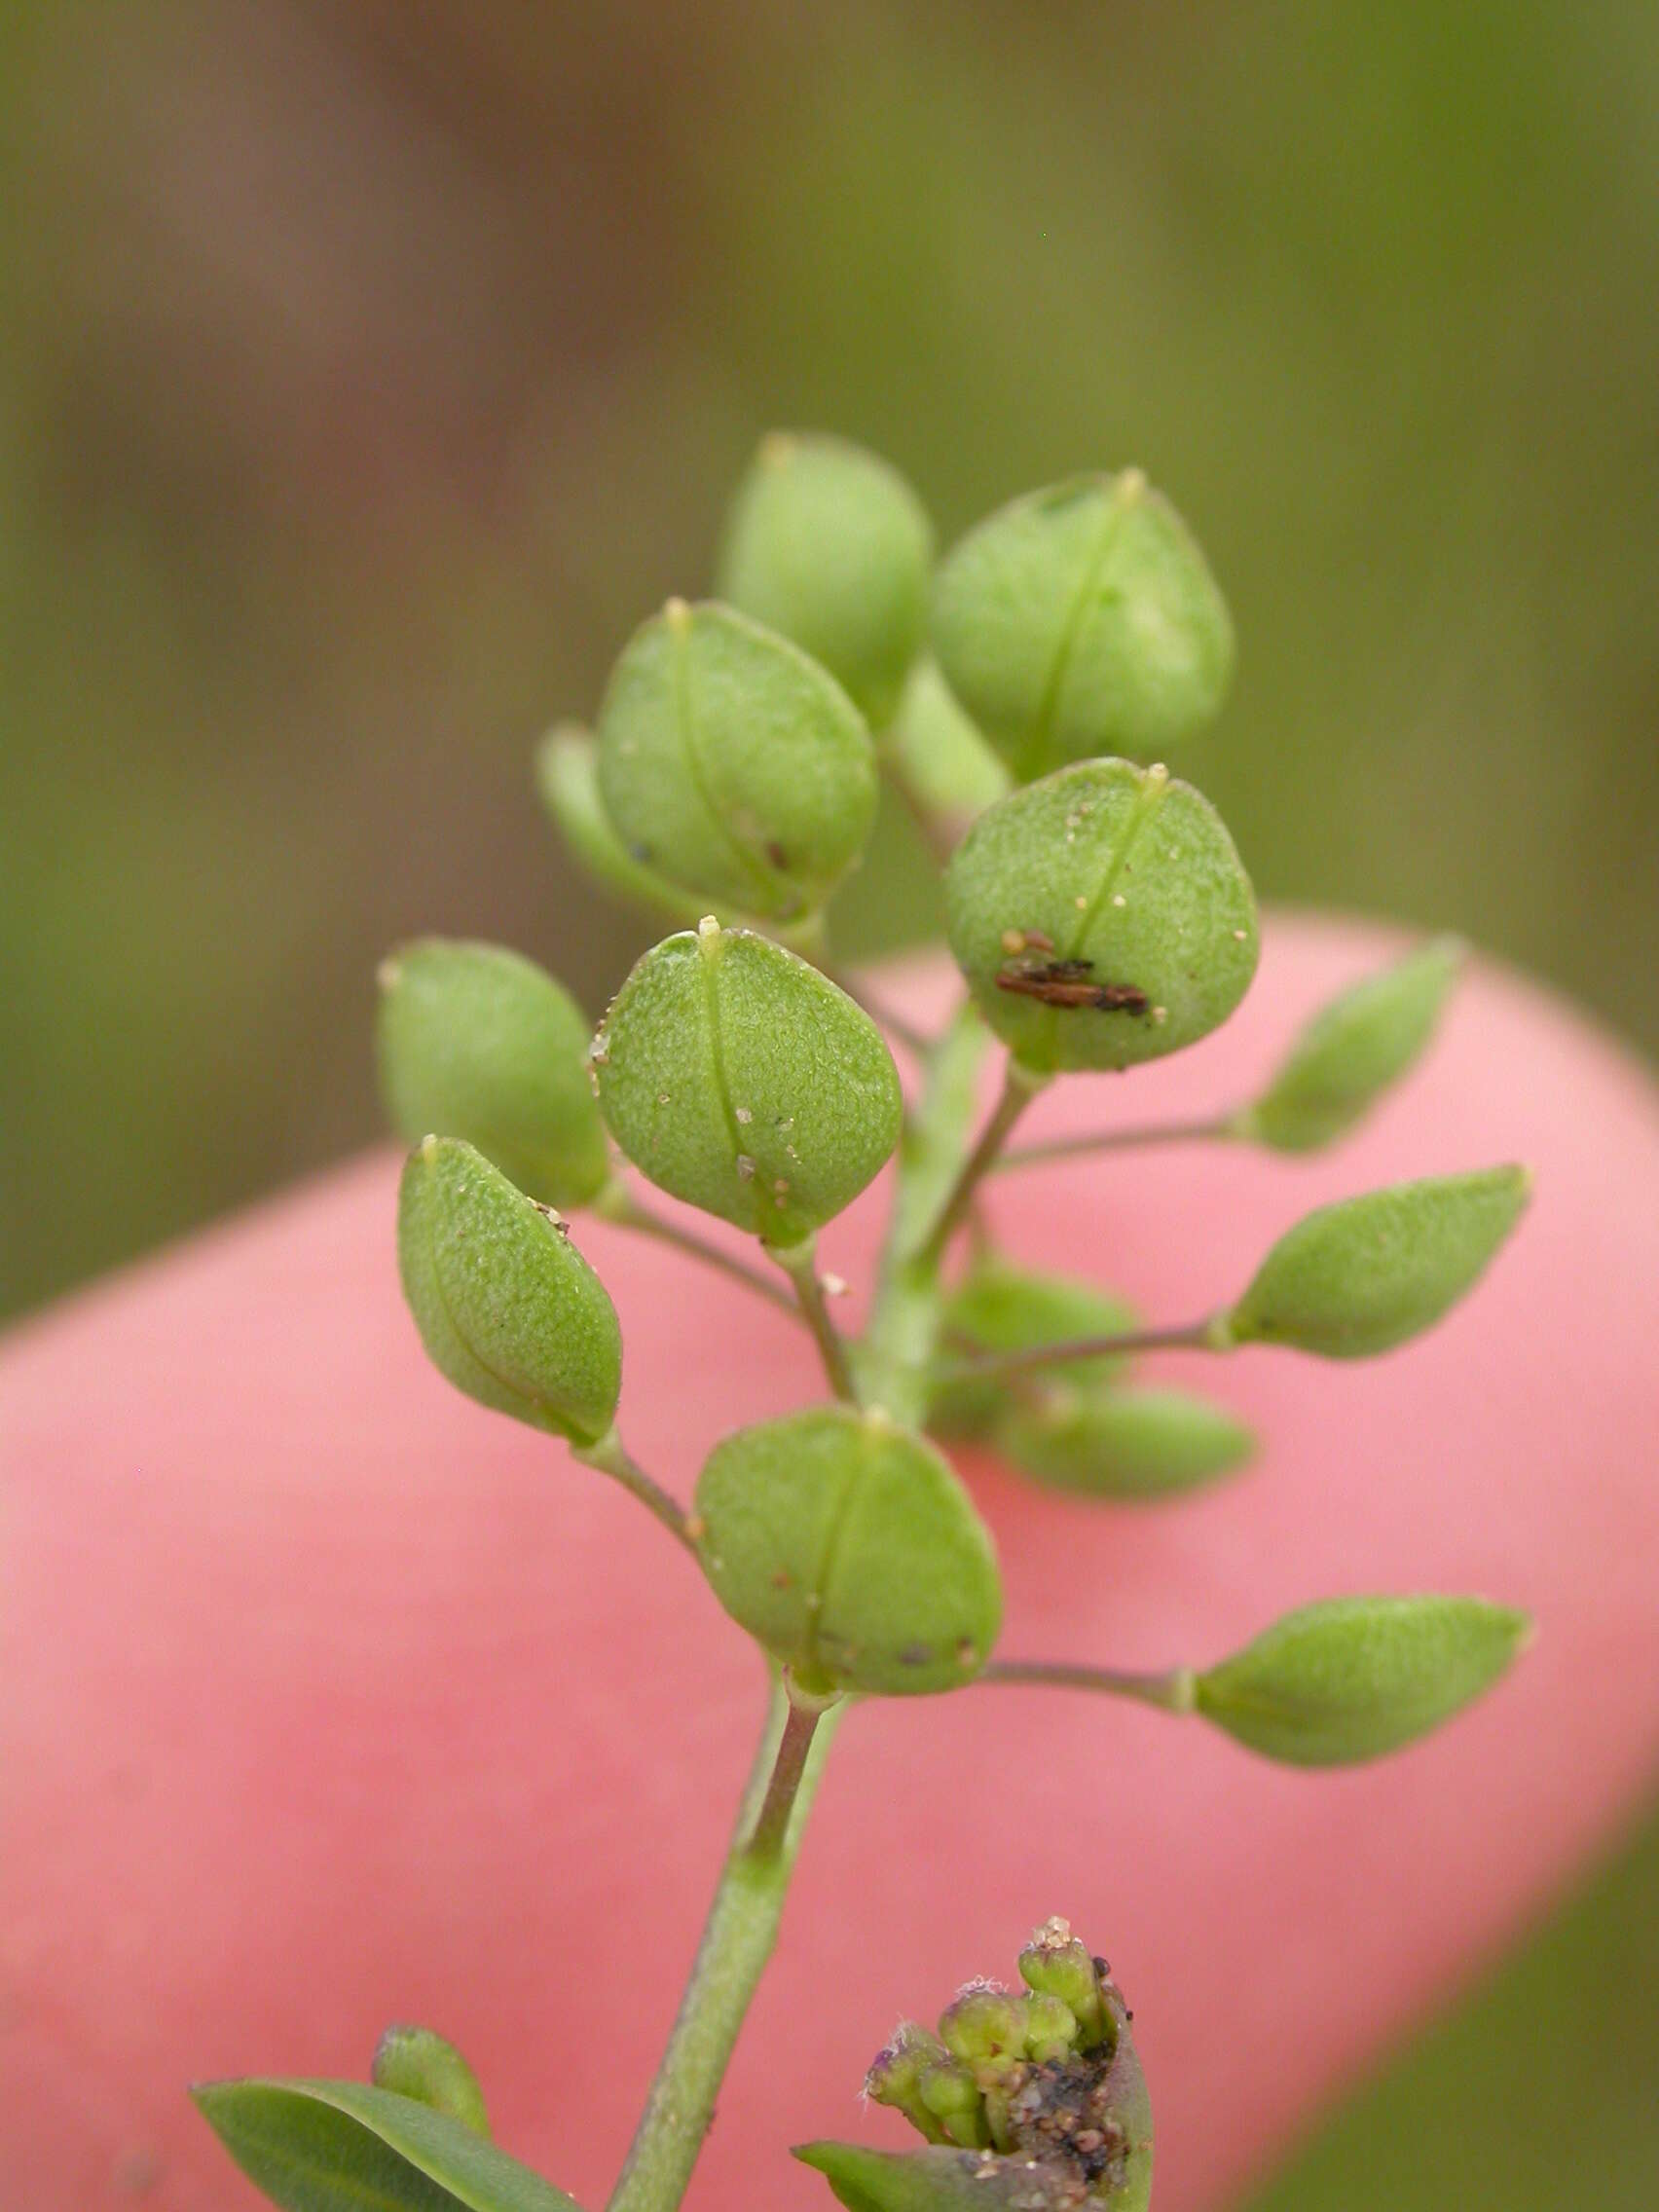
[
  {"x1": 597, "y1": 1183, "x2": 797, "y2": 1316},
  {"x1": 914, "y1": 1055, "x2": 1049, "y2": 1271},
  {"x1": 862, "y1": 1000, "x2": 989, "y2": 1424},
  {"x1": 879, "y1": 751, "x2": 964, "y2": 866},
  {"x1": 768, "y1": 1235, "x2": 857, "y2": 1401},
  {"x1": 979, "y1": 1657, "x2": 1197, "y2": 1713},
  {"x1": 931, "y1": 1314, "x2": 1226, "y2": 1389},
  {"x1": 572, "y1": 1426, "x2": 699, "y2": 1554},
  {"x1": 996, "y1": 1115, "x2": 1239, "y2": 1169},
  {"x1": 606, "y1": 1679, "x2": 842, "y2": 2212}
]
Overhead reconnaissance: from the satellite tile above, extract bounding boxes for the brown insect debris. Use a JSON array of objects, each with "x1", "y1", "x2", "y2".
[{"x1": 994, "y1": 952, "x2": 1149, "y2": 1014}]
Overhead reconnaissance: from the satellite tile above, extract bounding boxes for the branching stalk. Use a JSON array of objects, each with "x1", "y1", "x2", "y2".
[
  {"x1": 598, "y1": 1184, "x2": 798, "y2": 1315},
  {"x1": 997, "y1": 1115, "x2": 1239, "y2": 1169},
  {"x1": 573, "y1": 1427, "x2": 700, "y2": 1554},
  {"x1": 932, "y1": 1314, "x2": 1225, "y2": 1387},
  {"x1": 915, "y1": 1055, "x2": 1049, "y2": 1270},
  {"x1": 607, "y1": 1678, "x2": 842, "y2": 2212},
  {"x1": 980, "y1": 1658, "x2": 1198, "y2": 1713},
  {"x1": 768, "y1": 1235, "x2": 857, "y2": 1401}
]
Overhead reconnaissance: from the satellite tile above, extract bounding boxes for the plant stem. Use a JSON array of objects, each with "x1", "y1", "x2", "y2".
[
  {"x1": 768, "y1": 1236, "x2": 856, "y2": 1401},
  {"x1": 980, "y1": 1657, "x2": 1198, "y2": 1713},
  {"x1": 914, "y1": 1055, "x2": 1049, "y2": 1271},
  {"x1": 862, "y1": 1001, "x2": 989, "y2": 1424},
  {"x1": 931, "y1": 1314, "x2": 1226, "y2": 1388},
  {"x1": 573, "y1": 1426, "x2": 699, "y2": 1555},
  {"x1": 599, "y1": 1185, "x2": 797, "y2": 1316},
  {"x1": 997, "y1": 1115, "x2": 1239, "y2": 1169},
  {"x1": 607, "y1": 1679, "x2": 842, "y2": 2212},
  {"x1": 879, "y1": 752, "x2": 965, "y2": 866}
]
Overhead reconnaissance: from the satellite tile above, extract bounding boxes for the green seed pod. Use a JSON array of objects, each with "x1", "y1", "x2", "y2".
[
  {"x1": 932, "y1": 470, "x2": 1234, "y2": 781},
  {"x1": 371, "y1": 2024, "x2": 490, "y2": 2139},
  {"x1": 377, "y1": 939, "x2": 609, "y2": 1212},
  {"x1": 1235, "y1": 936, "x2": 1465, "y2": 1152},
  {"x1": 1195, "y1": 1594, "x2": 1532, "y2": 1766},
  {"x1": 1220, "y1": 1165, "x2": 1530, "y2": 1358},
  {"x1": 396, "y1": 1136, "x2": 621, "y2": 1447},
  {"x1": 1016, "y1": 1918, "x2": 1107, "y2": 2049},
  {"x1": 593, "y1": 919, "x2": 903, "y2": 1246},
  {"x1": 694, "y1": 1405, "x2": 1003, "y2": 1697},
  {"x1": 882, "y1": 658, "x2": 1012, "y2": 823},
  {"x1": 944, "y1": 757, "x2": 1258, "y2": 1075},
  {"x1": 718, "y1": 431, "x2": 935, "y2": 730},
  {"x1": 930, "y1": 1256, "x2": 1139, "y2": 1438},
  {"x1": 596, "y1": 598, "x2": 877, "y2": 922},
  {"x1": 534, "y1": 723, "x2": 702, "y2": 925},
  {"x1": 995, "y1": 1384, "x2": 1255, "y2": 1500}
]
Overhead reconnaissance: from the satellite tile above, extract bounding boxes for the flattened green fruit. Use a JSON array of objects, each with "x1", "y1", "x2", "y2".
[
  {"x1": 932, "y1": 470, "x2": 1233, "y2": 781},
  {"x1": 695, "y1": 1406, "x2": 1003, "y2": 1695},
  {"x1": 1237, "y1": 935, "x2": 1465, "y2": 1152},
  {"x1": 377, "y1": 938, "x2": 609, "y2": 1211},
  {"x1": 593, "y1": 921, "x2": 903, "y2": 1245},
  {"x1": 719, "y1": 432, "x2": 934, "y2": 729},
  {"x1": 596, "y1": 599, "x2": 877, "y2": 921},
  {"x1": 1222, "y1": 1166, "x2": 1530, "y2": 1357},
  {"x1": 996, "y1": 1384, "x2": 1254, "y2": 1499},
  {"x1": 1196, "y1": 1595, "x2": 1532, "y2": 1766},
  {"x1": 396, "y1": 1136, "x2": 621, "y2": 1445},
  {"x1": 930, "y1": 1255, "x2": 1139, "y2": 1437},
  {"x1": 945, "y1": 758, "x2": 1258, "y2": 1074},
  {"x1": 534, "y1": 723, "x2": 702, "y2": 924},
  {"x1": 882, "y1": 657, "x2": 1011, "y2": 821}
]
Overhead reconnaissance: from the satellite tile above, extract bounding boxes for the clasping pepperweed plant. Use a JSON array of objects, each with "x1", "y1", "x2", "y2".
[{"x1": 194, "y1": 435, "x2": 1533, "y2": 2212}]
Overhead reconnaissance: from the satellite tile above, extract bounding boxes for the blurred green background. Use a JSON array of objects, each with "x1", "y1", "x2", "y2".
[{"x1": 2, "y1": 1, "x2": 1654, "y2": 2203}]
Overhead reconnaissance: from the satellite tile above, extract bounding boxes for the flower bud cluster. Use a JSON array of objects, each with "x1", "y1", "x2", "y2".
[{"x1": 862, "y1": 1922, "x2": 1150, "y2": 2205}]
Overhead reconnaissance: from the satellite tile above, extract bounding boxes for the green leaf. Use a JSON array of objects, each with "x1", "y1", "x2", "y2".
[
  {"x1": 593, "y1": 920, "x2": 903, "y2": 1246},
  {"x1": 795, "y1": 2144, "x2": 1072, "y2": 2211},
  {"x1": 534, "y1": 724, "x2": 703, "y2": 925},
  {"x1": 944, "y1": 757, "x2": 1258, "y2": 1075},
  {"x1": 377, "y1": 940, "x2": 609, "y2": 1212},
  {"x1": 1236, "y1": 936, "x2": 1465, "y2": 1152},
  {"x1": 1195, "y1": 1595, "x2": 1532, "y2": 1766},
  {"x1": 192, "y1": 2077, "x2": 582, "y2": 2212},
  {"x1": 996, "y1": 1384, "x2": 1255, "y2": 1499},
  {"x1": 880, "y1": 657, "x2": 1012, "y2": 822},
  {"x1": 930, "y1": 1255, "x2": 1139, "y2": 1437},
  {"x1": 596, "y1": 599, "x2": 877, "y2": 922},
  {"x1": 718, "y1": 431, "x2": 935, "y2": 729},
  {"x1": 931, "y1": 470, "x2": 1233, "y2": 782},
  {"x1": 372, "y1": 2026, "x2": 490, "y2": 2138},
  {"x1": 1221, "y1": 1166, "x2": 1530, "y2": 1358},
  {"x1": 695, "y1": 1405, "x2": 1002, "y2": 1695},
  {"x1": 397, "y1": 1137, "x2": 621, "y2": 1445}
]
